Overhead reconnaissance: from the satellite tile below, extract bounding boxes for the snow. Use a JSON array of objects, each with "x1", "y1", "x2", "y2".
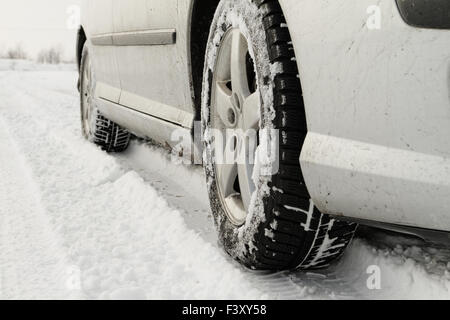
[
  {"x1": 302, "y1": 220, "x2": 345, "y2": 268},
  {"x1": 0, "y1": 59, "x2": 449, "y2": 300},
  {"x1": 285, "y1": 200, "x2": 315, "y2": 232}
]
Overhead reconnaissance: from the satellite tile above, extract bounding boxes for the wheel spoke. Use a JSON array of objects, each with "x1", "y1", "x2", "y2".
[
  {"x1": 86, "y1": 63, "x2": 91, "y2": 81},
  {"x1": 230, "y1": 29, "x2": 250, "y2": 101},
  {"x1": 237, "y1": 162, "x2": 255, "y2": 212},
  {"x1": 217, "y1": 163, "x2": 238, "y2": 199},
  {"x1": 243, "y1": 92, "x2": 261, "y2": 130},
  {"x1": 211, "y1": 28, "x2": 260, "y2": 226},
  {"x1": 215, "y1": 81, "x2": 235, "y2": 128},
  {"x1": 85, "y1": 61, "x2": 91, "y2": 85},
  {"x1": 83, "y1": 70, "x2": 89, "y2": 90}
]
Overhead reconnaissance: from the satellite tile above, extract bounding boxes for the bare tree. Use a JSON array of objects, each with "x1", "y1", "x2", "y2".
[
  {"x1": 6, "y1": 44, "x2": 28, "y2": 60},
  {"x1": 37, "y1": 46, "x2": 63, "y2": 64}
]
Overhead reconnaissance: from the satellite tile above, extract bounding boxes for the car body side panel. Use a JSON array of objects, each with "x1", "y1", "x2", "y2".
[
  {"x1": 113, "y1": 0, "x2": 194, "y2": 128},
  {"x1": 83, "y1": 0, "x2": 121, "y2": 103},
  {"x1": 279, "y1": 0, "x2": 450, "y2": 231},
  {"x1": 80, "y1": 0, "x2": 195, "y2": 152}
]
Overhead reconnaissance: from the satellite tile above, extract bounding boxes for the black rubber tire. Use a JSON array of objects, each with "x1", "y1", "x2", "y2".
[
  {"x1": 202, "y1": 0, "x2": 357, "y2": 270},
  {"x1": 79, "y1": 45, "x2": 130, "y2": 153}
]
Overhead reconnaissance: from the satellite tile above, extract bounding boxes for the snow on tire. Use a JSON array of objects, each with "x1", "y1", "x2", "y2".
[{"x1": 202, "y1": 0, "x2": 357, "y2": 270}]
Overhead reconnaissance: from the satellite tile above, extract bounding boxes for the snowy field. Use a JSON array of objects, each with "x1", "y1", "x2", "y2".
[{"x1": 0, "y1": 59, "x2": 449, "y2": 300}]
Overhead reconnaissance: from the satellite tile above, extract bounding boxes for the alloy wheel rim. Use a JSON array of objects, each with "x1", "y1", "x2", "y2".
[
  {"x1": 211, "y1": 28, "x2": 261, "y2": 227},
  {"x1": 81, "y1": 58, "x2": 93, "y2": 138}
]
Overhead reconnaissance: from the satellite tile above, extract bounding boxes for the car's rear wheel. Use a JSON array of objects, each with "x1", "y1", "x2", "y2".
[
  {"x1": 80, "y1": 45, "x2": 130, "y2": 152},
  {"x1": 202, "y1": 0, "x2": 357, "y2": 270}
]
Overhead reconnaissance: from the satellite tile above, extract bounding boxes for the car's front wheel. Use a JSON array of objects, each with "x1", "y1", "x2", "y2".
[
  {"x1": 202, "y1": 0, "x2": 357, "y2": 270},
  {"x1": 80, "y1": 44, "x2": 130, "y2": 152}
]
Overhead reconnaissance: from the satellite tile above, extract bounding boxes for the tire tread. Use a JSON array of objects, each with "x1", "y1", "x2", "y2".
[{"x1": 248, "y1": 0, "x2": 357, "y2": 270}]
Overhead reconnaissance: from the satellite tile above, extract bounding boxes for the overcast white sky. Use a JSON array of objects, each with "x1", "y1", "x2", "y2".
[{"x1": 0, "y1": 0, "x2": 82, "y2": 60}]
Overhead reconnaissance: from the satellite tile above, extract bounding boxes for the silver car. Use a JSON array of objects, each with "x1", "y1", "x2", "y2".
[{"x1": 77, "y1": 0, "x2": 450, "y2": 270}]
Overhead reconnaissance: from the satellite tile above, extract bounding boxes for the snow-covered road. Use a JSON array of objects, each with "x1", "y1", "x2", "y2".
[{"x1": 0, "y1": 60, "x2": 449, "y2": 300}]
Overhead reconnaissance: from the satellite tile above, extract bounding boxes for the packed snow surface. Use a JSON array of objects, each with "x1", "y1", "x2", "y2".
[{"x1": 0, "y1": 59, "x2": 449, "y2": 300}]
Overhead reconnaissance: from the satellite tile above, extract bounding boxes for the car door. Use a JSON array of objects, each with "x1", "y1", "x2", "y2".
[
  {"x1": 112, "y1": 0, "x2": 194, "y2": 129},
  {"x1": 86, "y1": 0, "x2": 121, "y2": 103}
]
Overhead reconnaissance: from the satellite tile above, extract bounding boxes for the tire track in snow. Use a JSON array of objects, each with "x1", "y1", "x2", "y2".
[{"x1": 0, "y1": 117, "x2": 81, "y2": 299}]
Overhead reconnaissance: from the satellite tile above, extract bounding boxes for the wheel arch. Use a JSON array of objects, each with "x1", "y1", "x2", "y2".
[
  {"x1": 188, "y1": 0, "x2": 221, "y2": 122},
  {"x1": 76, "y1": 26, "x2": 87, "y2": 92},
  {"x1": 76, "y1": 26, "x2": 87, "y2": 72}
]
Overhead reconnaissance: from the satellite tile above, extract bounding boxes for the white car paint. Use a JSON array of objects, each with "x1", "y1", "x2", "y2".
[
  {"x1": 80, "y1": 0, "x2": 450, "y2": 232},
  {"x1": 279, "y1": 0, "x2": 450, "y2": 231},
  {"x1": 113, "y1": 0, "x2": 194, "y2": 128},
  {"x1": 85, "y1": 0, "x2": 121, "y2": 103}
]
